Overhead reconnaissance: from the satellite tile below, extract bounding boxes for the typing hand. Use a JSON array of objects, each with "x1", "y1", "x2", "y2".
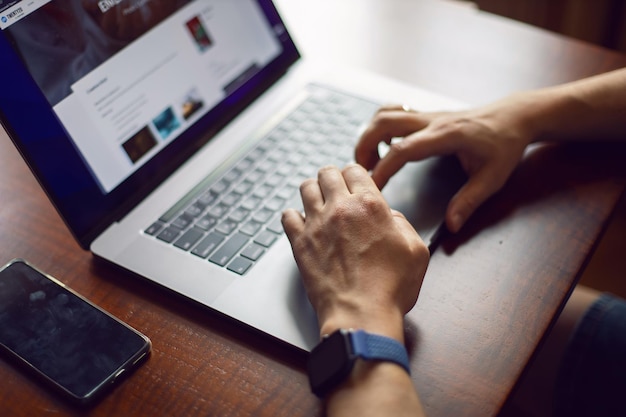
[
  {"x1": 282, "y1": 164, "x2": 428, "y2": 341},
  {"x1": 355, "y1": 98, "x2": 535, "y2": 233}
]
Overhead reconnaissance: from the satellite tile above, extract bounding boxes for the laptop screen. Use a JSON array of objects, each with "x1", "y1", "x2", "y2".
[{"x1": 0, "y1": 0, "x2": 299, "y2": 247}]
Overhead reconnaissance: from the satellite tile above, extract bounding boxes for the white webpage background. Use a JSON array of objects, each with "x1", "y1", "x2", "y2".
[{"x1": 54, "y1": 0, "x2": 281, "y2": 192}]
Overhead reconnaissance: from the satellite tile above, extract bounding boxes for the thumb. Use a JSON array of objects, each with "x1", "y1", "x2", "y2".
[
  {"x1": 281, "y1": 209, "x2": 305, "y2": 243},
  {"x1": 391, "y1": 209, "x2": 424, "y2": 245},
  {"x1": 445, "y1": 172, "x2": 502, "y2": 233}
]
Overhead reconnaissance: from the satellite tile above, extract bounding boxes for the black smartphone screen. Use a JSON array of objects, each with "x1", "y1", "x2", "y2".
[{"x1": 0, "y1": 259, "x2": 151, "y2": 404}]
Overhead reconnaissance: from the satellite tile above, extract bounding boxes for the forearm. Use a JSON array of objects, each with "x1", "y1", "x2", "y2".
[{"x1": 517, "y1": 68, "x2": 626, "y2": 143}]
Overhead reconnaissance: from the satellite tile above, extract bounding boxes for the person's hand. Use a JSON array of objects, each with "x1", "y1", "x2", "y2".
[
  {"x1": 356, "y1": 95, "x2": 538, "y2": 233},
  {"x1": 281, "y1": 164, "x2": 429, "y2": 342}
]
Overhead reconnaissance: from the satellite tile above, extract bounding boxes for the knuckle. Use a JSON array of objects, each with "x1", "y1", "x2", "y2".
[
  {"x1": 370, "y1": 111, "x2": 394, "y2": 129},
  {"x1": 352, "y1": 192, "x2": 388, "y2": 219},
  {"x1": 388, "y1": 139, "x2": 409, "y2": 155},
  {"x1": 342, "y1": 163, "x2": 363, "y2": 175},
  {"x1": 358, "y1": 191, "x2": 383, "y2": 210},
  {"x1": 431, "y1": 115, "x2": 469, "y2": 134},
  {"x1": 326, "y1": 202, "x2": 352, "y2": 225},
  {"x1": 318, "y1": 165, "x2": 337, "y2": 174},
  {"x1": 299, "y1": 177, "x2": 317, "y2": 191},
  {"x1": 415, "y1": 240, "x2": 430, "y2": 262}
]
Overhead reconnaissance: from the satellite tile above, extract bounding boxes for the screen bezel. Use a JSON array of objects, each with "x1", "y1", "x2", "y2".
[{"x1": 0, "y1": 0, "x2": 300, "y2": 249}]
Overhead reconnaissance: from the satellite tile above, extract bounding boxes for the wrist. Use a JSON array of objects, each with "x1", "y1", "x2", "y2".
[
  {"x1": 318, "y1": 304, "x2": 405, "y2": 344},
  {"x1": 497, "y1": 90, "x2": 552, "y2": 145},
  {"x1": 509, "y1": 87, "x2": 593, "y2": 143},
  {"x1": 308, "y1": 328, "x2": 411, "y2": 398}
]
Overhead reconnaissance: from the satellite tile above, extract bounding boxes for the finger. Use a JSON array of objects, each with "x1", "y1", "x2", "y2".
[
  {"x1": 356, "y1": 110, "x2": 430, "y2": 170},
  {"x1": 342, "y1": 164, "x2": 379, "y2": 195},
  {"x1": 391, "y1": 209, "x2": 424, "y2": 245},
  {"x1": 317, "y1": 165, "x2": 349, "y2": 203},
  {"x1": 355, "y1": 110, "x2": 435, "y2": 171},
  {"x1": 378, "y1": 104, "x2": 417, "y2": 113},
  {"x1": 370, "y1": 126, "x2": 459, "y2": 189},
  {"x1": 445, "y1": 170, "x2": 503, "y2": 233},
  {"x1": 281, "y1": 208, "x2": 305, "y2": 242},
  {"x1": 299, "y1": 178, "x2": 324, "y2": 216},
  {"x1": 377, "y1": 104, "x2": 449, "y2": 119}
]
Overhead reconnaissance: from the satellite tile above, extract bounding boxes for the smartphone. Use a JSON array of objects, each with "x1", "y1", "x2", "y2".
[{"x1": 0, "y1": 259, "x2": 151, "y2": 405}]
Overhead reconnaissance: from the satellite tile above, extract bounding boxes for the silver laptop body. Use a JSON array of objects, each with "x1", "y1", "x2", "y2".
[{"x1": 0, "y1": 0, "x2": 465, "y2": 351}]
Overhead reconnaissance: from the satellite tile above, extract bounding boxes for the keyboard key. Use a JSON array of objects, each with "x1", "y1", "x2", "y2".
[
  {"x1": 288, "y1": 175, "x2": 307, "y2": 188},
  {"x1": 207, "y1": 203, "x2": 229, "y2": 218},
  {"x1": 241, "y1": 196, "x2": 262, "y2": 211},
  {"x1": 171, "y1": 214, "x2": 192, "y2": 230},
  {"x1": 209, "y1": 233, "x2": 249, "y2": 266},
  {"x1": 227, "y1": 257, "x2": 253, "y2": 275},
  {"x1": 276, "y1": 185, "x2": 298, "y2": 200},
  {"x1": 286, "y1": 195, "x2": 304, "y2": 212},
  {"x1": 184, "y1": 203, "x2": 203, "y2": 219},
  {"x1": 279, "y1": 140, "x2": 298, "y2": 153},
  {"x1": 233, "y1": 180, "x2": 254, "y2": 195},
  {"x1": 223, "y1": 168, "x2": 243, "y2": 183},
  {"x1": 287, "y1": 153, "x2": 304, "y2": 165},
  {"x1": 267, "y1": 217, "x2": 284, "y2": 234},
  {"x1": 236, "y1": 157, "x2": 254, "y2": 172},
  {"x1": 276, "y1": 163, "x2": 296, "y2": 177},
  {"x1": 191, "y1": 232, "x2": 225, "y2": 259},
  {"x1": 174, "y1": 228, "x2": 204, "y2": 251},
  {"x1": 197, "y1": 190, "x2": 218, "y2": 208},
  {"x1": 221, "y1": 192, "x2": 242, "y2": 207},
  {"x1": 241, "y1": 243, "x2": 265, "y2": 261},
  {"x1": 257, "y1": 159, "x2": 275, "y2": 172},
  {"x1": 253, "y1": 184, "x2": 274, "y2": 199},
  {"x1": 215, "y1": 219, "x2": 238, "y2": 235},
  {"x1": 211, "y1": 179, "x2": 230, "y2": 194},
  {"x1": 145, "y1": 221, "x2": 165, "y2": 236},
  {"x1": 265, "y1": 173, "x2": 285, "y2": 187},
  {"x1": 252, "y1": 208, "x2": 274, "y2": 224},
  {"x1": 157, "y1": 226, "x2": 182, "y2": 244},
  {"x1": 265, "y1": 196, "x2": 285, "y2": 212},
  {"x1": 228, "y1": 207, "x2": 250, "y2": 223},
  {"x1": 267, "y1": 149, "x2": 287, "y2": 163},
  {"x1": 240, "y1": 221, "x2": 262, "y2": 236},
  {"x1": 254, "y1": 230, "x2": 278, "y2": 248},
  {"x1": 195, "y1": 215, "x2": 218, "y2": 231},
  {"x1": 247, "y1": 147, "x2": 266, "y2": 161}
]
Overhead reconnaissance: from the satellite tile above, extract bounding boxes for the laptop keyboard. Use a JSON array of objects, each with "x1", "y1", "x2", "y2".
[{"x1": 143, "y1": 85, "x2": 379, "y2": 275}]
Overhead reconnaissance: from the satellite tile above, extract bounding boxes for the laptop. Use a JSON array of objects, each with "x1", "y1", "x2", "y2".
[{"x1": 0, "y1": 0, "x2": 466, "y2": 351}]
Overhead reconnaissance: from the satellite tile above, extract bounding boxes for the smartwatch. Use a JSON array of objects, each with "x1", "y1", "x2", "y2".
[{"x1": 307, "y1": 329, "x2": 411, "y2": 398}]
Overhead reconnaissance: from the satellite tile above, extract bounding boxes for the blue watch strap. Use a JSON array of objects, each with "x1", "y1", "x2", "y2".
[{"x1": 349, "y1": 330, "x2": 411, "y2": 374}]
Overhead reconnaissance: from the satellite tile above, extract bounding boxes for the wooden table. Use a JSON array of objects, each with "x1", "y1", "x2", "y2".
[{"x1": 1, "y1": 1, "x2": 625, "y2": 416}]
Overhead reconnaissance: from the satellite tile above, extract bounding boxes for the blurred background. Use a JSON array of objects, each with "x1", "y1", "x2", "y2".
[{"x1": 455, "y1": 0, "x2": 626, "y2": 53}]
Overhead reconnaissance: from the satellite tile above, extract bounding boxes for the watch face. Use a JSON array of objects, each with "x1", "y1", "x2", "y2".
[{"x1": 308, "y1": 330, "x2": 355, "y2": 397}]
